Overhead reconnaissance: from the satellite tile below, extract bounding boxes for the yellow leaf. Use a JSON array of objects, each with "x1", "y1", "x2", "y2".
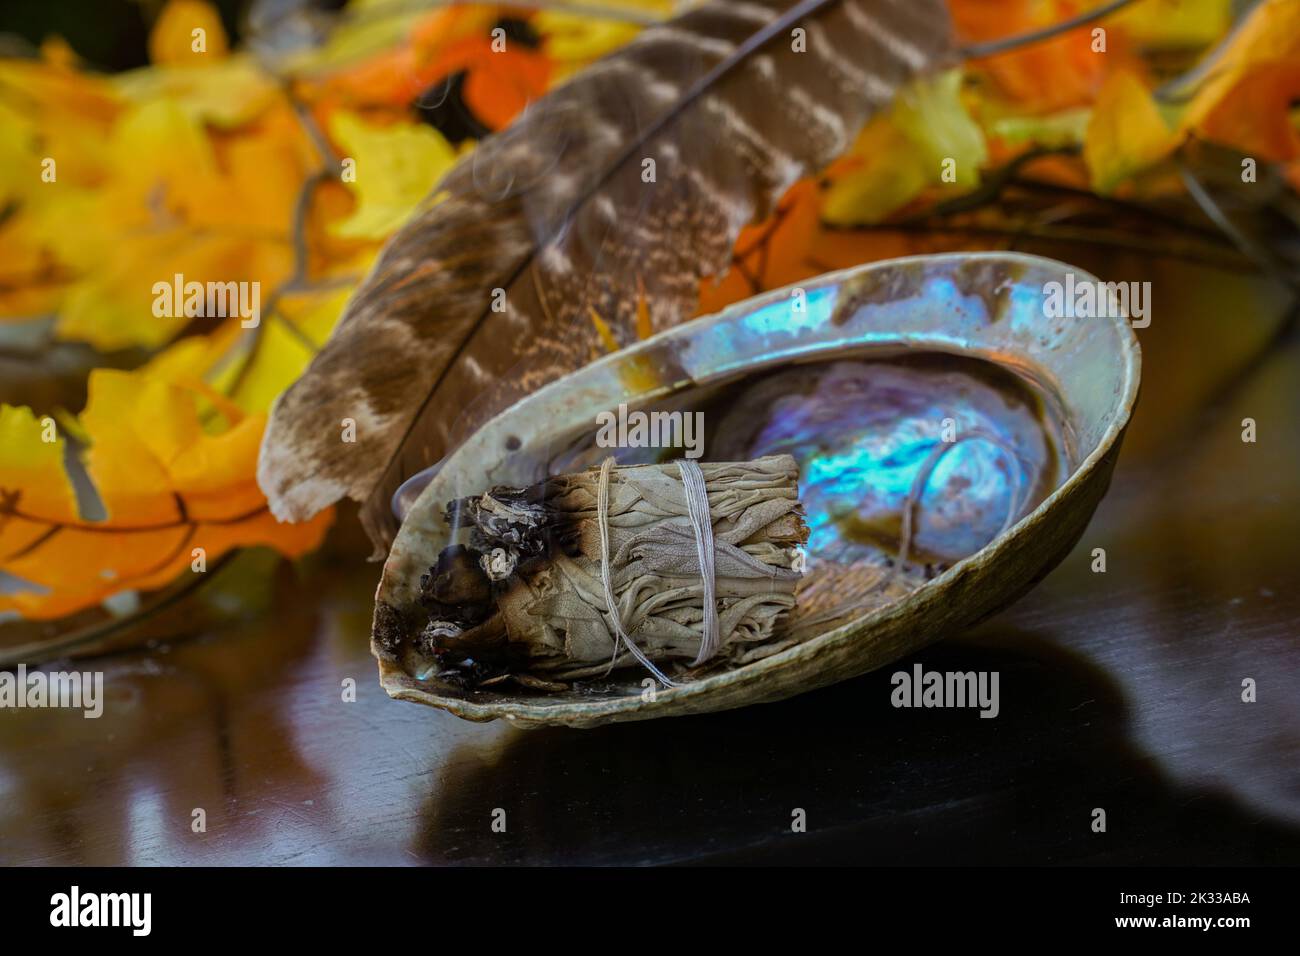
[
  {"x1": 990, "y1": 108, "x2": 1091, "y2": 149},
  {"x1": 0, "y1": 209, "x2": 68, "y2": 320},
  {"x1": 224, "y1": 286, "x2": 353, "y2": 413},
  {"x1": 536, "y1": 0, "x2": 671, "y2": 76},
  {"x1": 53, "y1": 229, "x2": 294, "y2": 351},
  {"x1": 136, "y1": 281, "x2": 353, "y2": 422},
  {"x1": 1116, "y1": 0, "x2": 1233, "y2": 49},
  {"x1": 822, "y1": 119, "x2": 930, "y2": 225},
  {"x1": 137, "y1": 325, "x2": 245, "y2": 413},
  {"x1": 635, "y1": 277, "x2": 654, "y2": 341},
  {"x1": 0, "y1": 405, "x2": 78, "y2": 522},
  {"x1": 892, "y1": 69, "x2": 988, "y2": 187},
  {"x1": 0, "y1": 60, "x2": 118, "y2": 204},
  {"x1": 1085, "y1": 70, "x2": 1178, "y2": 193},
  {"x1": 823, "y1": 70, "x2": 987, "y2": 225},
  {"x1": 115, "y1": 57, "x2": 281, "y2": 129},
  {"x1": 39, "y1": 36, "x2": 82, "y2": 70},
  {"x1": 35, "y1": 94, "x2": 307, "y2": 349},
  {"x1": 149, "y1": 0, "x2": 229, "y2": 66},
  {"x1": 0, "y1": 370, "x2": 331, "y2": 620},
  {"x1": 106, "y1": 97, "x2": 218, "y2": 222},
  {"x1": 327, "y1": 111, "x2": 458, "y2": 240},
  {"x1": 0, "y1": 58, "x2": 120, "y2": 131}
]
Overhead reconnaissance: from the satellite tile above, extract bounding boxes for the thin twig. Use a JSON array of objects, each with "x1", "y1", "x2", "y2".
[
  {"x1": 912, "y1": 146, "x2": 1072, "y2": 220},
  {"x1": 1153, "y1": 0, "x2": 1262, "y2": 103},
  {"x1": 0, "y1": 554, "x2": 238, "y2": 668},
  {"x1": 959, "y1": 0, "x2": 1143, "y2": 59},
  {"x1": 1178, "y1": 161, "x2": 1299, "y2": 292},
  {"x1": 221, "y1": 87, "x2": 339, "y2": 399},
  {"x1": 1005, "y1": 176, "x2": 1230, "y2": 242}
]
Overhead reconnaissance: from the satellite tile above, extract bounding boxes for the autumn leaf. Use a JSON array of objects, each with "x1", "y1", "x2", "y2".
[
  {"x1": 823, "y1": 69, "x2": 987, "y2": 225},
  {"x1": 39, "y1": 89, "x2": 300, "y2": 350},
  {"x1": 0, "y1": 59, "x2": 118, "y2": 203},
  {"x1": 1114, "y1": 0, "x2": 1232, "y2": 49},
  {"x1": 536, "y1": 0, "x2": 674, "y2": 77},
  {"x1": 300, "y1": 6, "x2": 499, "y2": 106},
  {"x1": 952, "y1": 0, "x2": 1114, "y2": 113},
  {"x1": 116, "y1": 57, "x2": 282, "y2": 130},
  {"x1": 149, "y1": 0, "x2": 230, "y2": 66},
  {"x1": 0, "y1": 371, "x2": 331, "y2": 621},
  {"x1": 0, "y1": 58, "x2": 119, "y2": 321},
  {"x1": 1180, "y1": 0, "x2": 1300, "y2": 161},
  {"x1": 3, "y1": 29, "x2": 316, "y2": 350},
  {"x1": 893, "y1": 68, "x2": 988, "y2": 187},
  {"x1": 327, "y1": 111, "x2": 459, "y2": 240},
  {"x1": 449, "y1": 37, "x2": 552, "y2": 132},
  {"x1": 699, "y1": 179, "x2": 825, "y2": 314},
  {"x1": 215, "y1": 285, "x2": 355, "y2": 413},
  {"x1": 305, "y1": 5, "x2": 550, "y2": 131},
  {"x1": 1085, "y1": 69, "x2": 1178, "y2": 193},
  {"x1": 988, "y1": 108, "x2": 1090, "y2": 151}
]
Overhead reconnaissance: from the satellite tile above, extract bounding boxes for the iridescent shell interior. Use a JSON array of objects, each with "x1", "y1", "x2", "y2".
[
  {"x1": 374, "y1": 252, "x2": 1139, "y2": 726},
  {"x1": 543, "y1": 353, "x2": 1069, "y2": 642}
]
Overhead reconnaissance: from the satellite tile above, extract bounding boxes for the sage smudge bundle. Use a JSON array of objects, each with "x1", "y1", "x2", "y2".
[{"x1": 419, "y1": 455, "x2": 808, "y2": 688}]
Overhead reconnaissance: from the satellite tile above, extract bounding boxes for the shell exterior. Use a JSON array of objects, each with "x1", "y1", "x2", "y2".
[{"x1": 371, "y1": 252, "x2": 1141, "y2": 728}]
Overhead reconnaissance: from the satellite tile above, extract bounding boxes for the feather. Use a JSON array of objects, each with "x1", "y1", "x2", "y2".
[{"x1": 257, "y1": 0, "x2": 956, "y2": 551}]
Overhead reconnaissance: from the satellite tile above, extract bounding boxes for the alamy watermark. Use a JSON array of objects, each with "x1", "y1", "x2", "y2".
[
  {"x1": 152, "y1": 272, "x2": 260, "y2": 328},
  {"x1": 1043, "y1": 273, "x2": 1150, "y2": 328},
  {"x1": 0, "y1": 663, "x2": 103, "y2": 718},
  {"x1": 890, "y1": 663, "x2": 999, "y2": 718},
  {"x1": 595, "y1": 403, "x2": 704, "y2": 459},
  {"x1": 50, "y1": 886, "x2": 150, "y2": 936}
]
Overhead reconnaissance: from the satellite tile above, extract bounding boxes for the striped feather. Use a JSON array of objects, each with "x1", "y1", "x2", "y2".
[{"x1": 257, "y1": 0, "x2": 956, "y2": 550}]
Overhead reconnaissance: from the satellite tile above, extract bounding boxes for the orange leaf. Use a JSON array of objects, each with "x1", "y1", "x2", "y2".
[
  {"x1": 313, "y1": 8, "x2": 522, "y2": 113},
  {"x1": 697, "y1": 179, "x2": 824, "y2": 315},
  {"x1": 462, "y1": 47, "x2": 552, "y2": 130},
  {"x1": 0, "y1": 372, "x2": 331, "y2": 621},
  {"x1": 149, "y1": 0, "x2": 229, "y2": 66},
  {"x1": 1181, "y1": 0, "x2": 1300, "y2": 161},
  {"x1": 951, "y1": 0, "x2": 1113, "y2": 112}
]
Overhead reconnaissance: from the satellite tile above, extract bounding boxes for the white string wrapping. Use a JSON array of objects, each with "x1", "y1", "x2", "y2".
[
  {"x1": 679, "y1": 459, "x2": 721, "y2": 666},
  {"x1": 596, "y1": 457, "x2": 680, "y2": 687}
]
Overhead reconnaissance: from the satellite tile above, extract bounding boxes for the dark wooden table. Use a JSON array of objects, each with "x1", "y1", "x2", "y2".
[{"x1": 2, "y1": 252, "x2": 1298, "y2": 866}]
